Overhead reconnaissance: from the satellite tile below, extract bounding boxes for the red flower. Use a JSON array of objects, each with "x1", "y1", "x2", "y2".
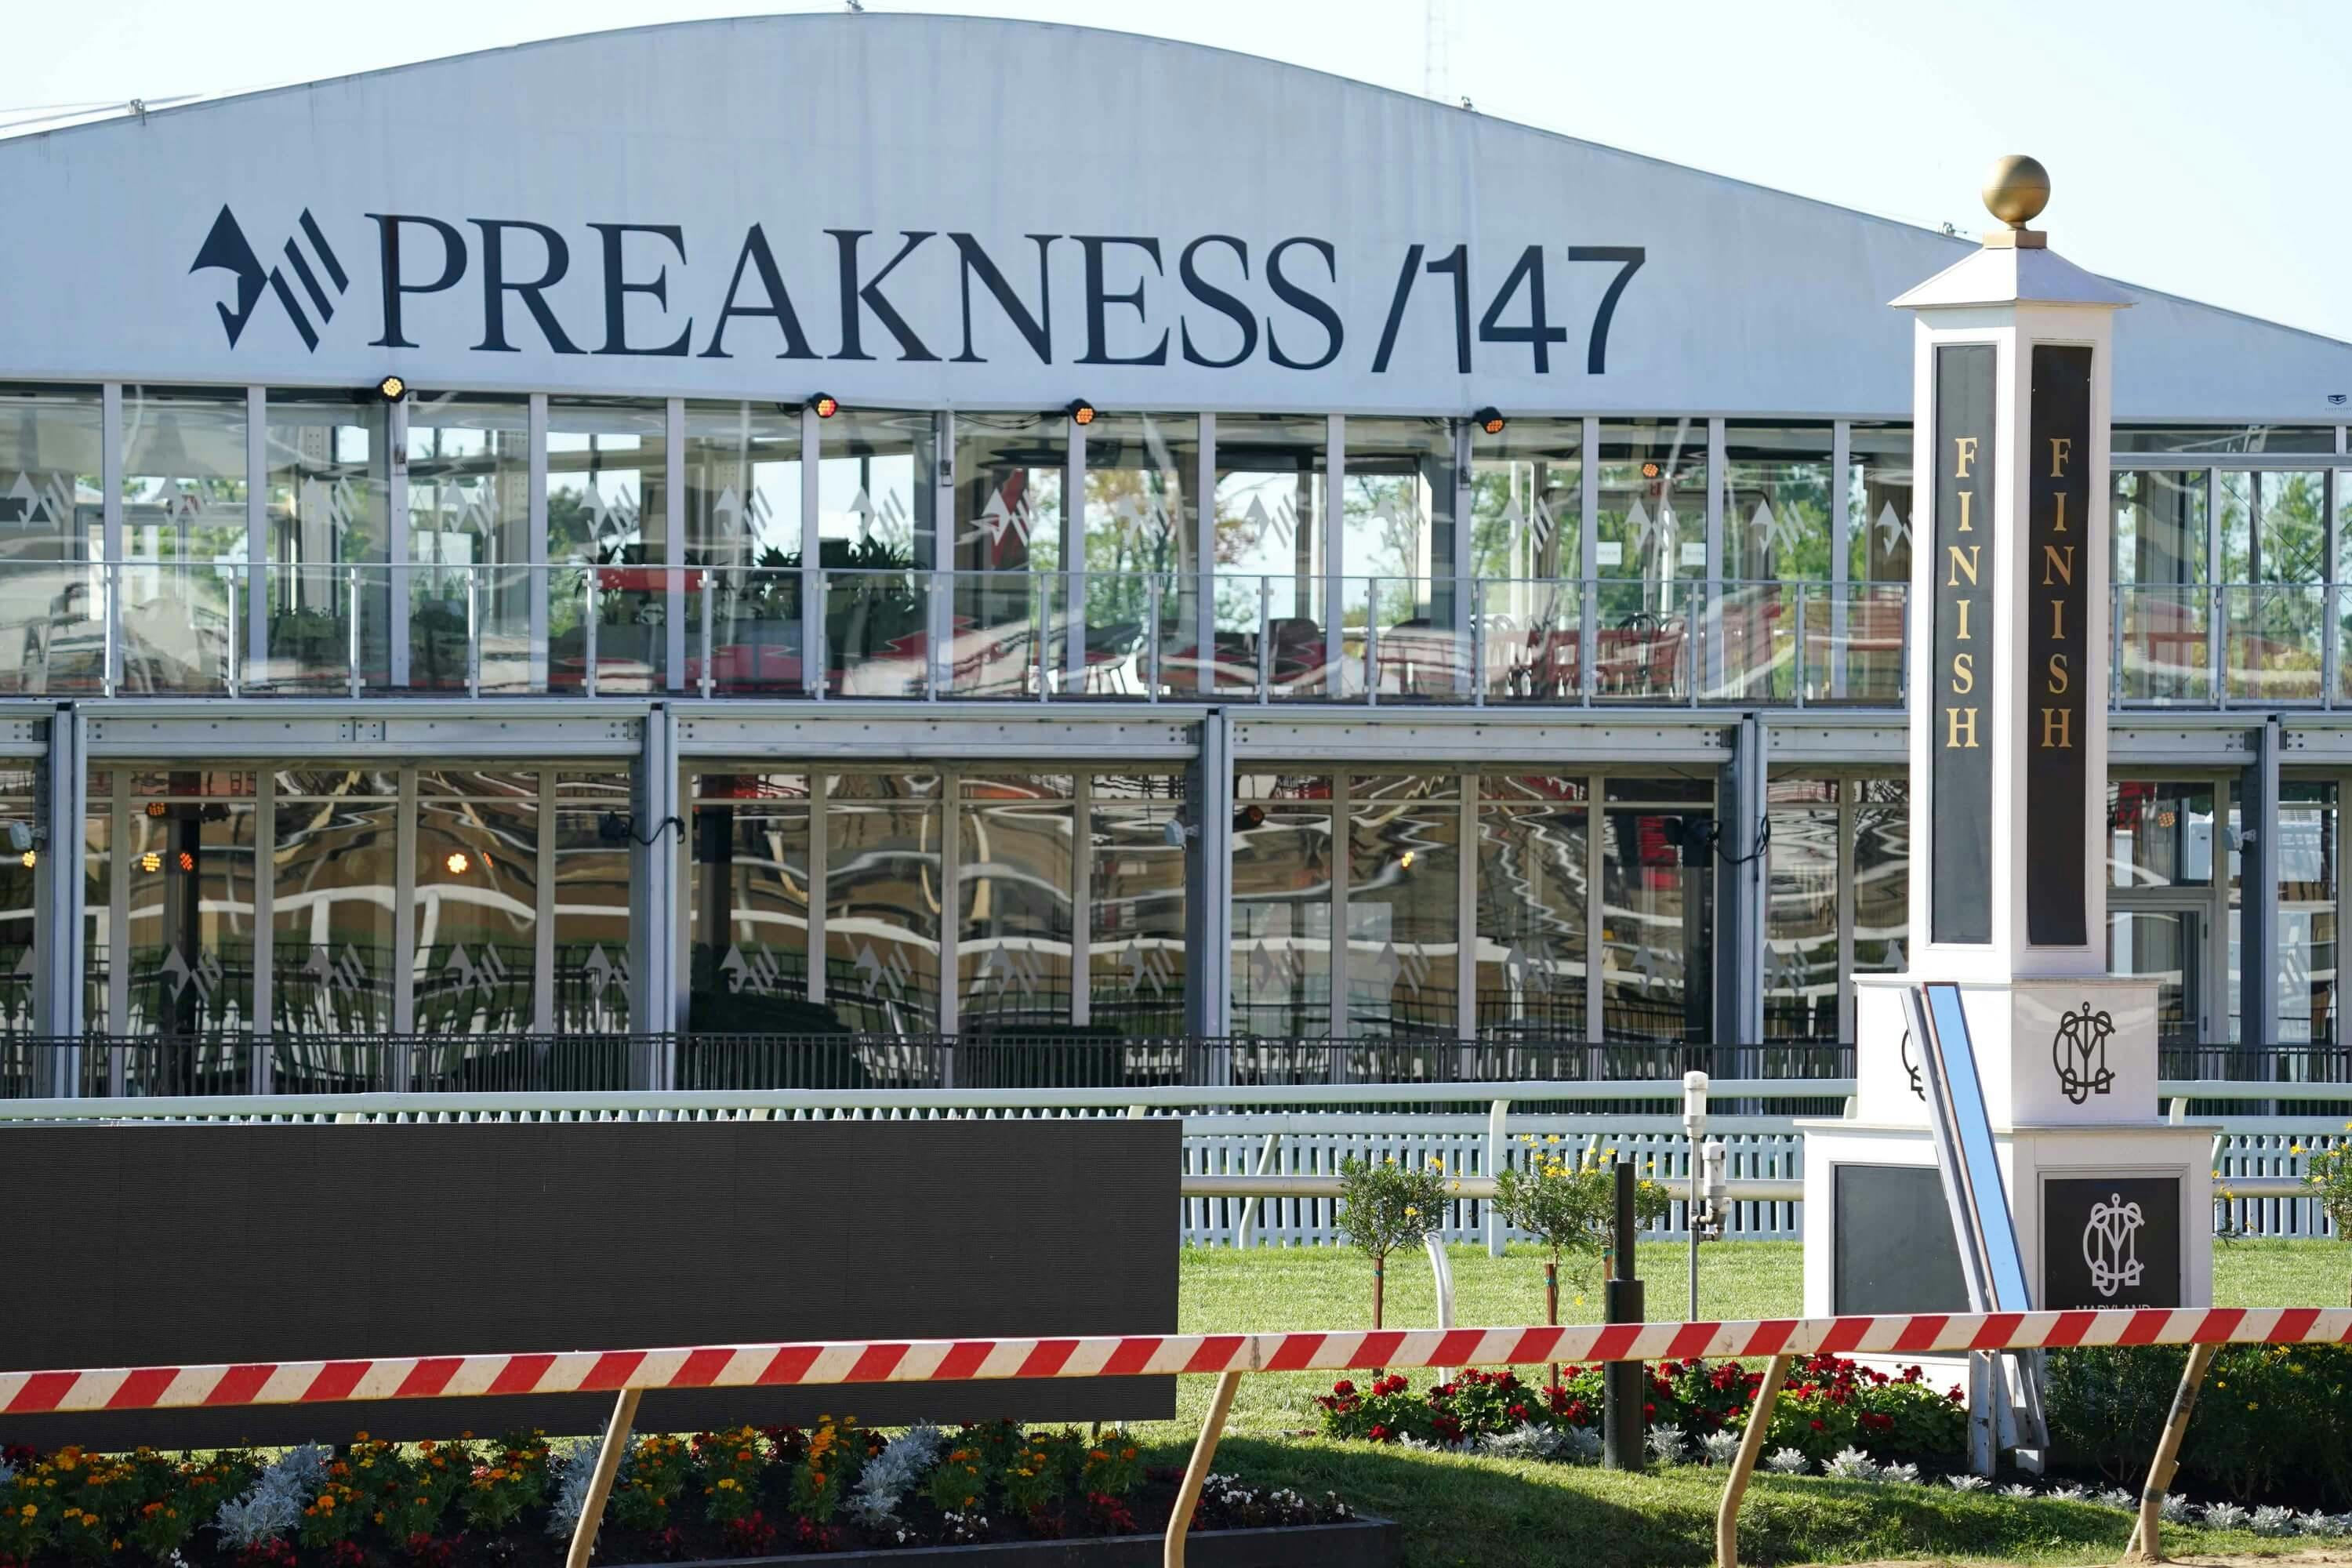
[
  {"x1": 1507, "y1": 1404, "x2": 1530, "y2": 1422},
  {"x1": 1332, "y1": 1380, "x2": 1356, "y2": 1397},
  {"x1": 1367, "y1": 1424, "x2": 1390, "y2": 1443},
  {"x1": 1809, "y1": 1418, "x2": 1826, "y2": 1431}
]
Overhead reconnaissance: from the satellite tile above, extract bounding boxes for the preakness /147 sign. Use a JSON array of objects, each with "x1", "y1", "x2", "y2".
[{"x1": 190, "y1": 205, "x2": 1647, "y2": 377}]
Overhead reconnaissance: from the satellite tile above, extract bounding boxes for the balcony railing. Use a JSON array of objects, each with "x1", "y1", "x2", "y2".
[{"x1": 0, "y1": 561, "x2": 1923, "y2": 707}]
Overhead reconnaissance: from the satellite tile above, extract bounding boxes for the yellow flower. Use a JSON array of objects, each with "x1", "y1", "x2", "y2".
[
  {"x1": 2292, "y1": 1145, "x2": 2306, "y2": 1156},
  {"x1": 1403, "y1": 1206, "x2": 1421, "y2": 1218}
]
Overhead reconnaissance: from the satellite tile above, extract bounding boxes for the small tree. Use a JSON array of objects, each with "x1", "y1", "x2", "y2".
[
  {"x1": 2307, "y1": 1131, "x2": 2352, "y2": 1305},
  {"x1": 1336, "y1": 1155, "x2": 1450, "y2": 1329},
  {"x1": 1492, "y1": 1140, "x2": 1672, "y2": 1327}
]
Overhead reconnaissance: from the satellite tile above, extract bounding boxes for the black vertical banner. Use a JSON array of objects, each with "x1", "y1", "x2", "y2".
[
  {"x1": 1931, "y1": 345, "x2": 1995, "y2": 944},
  {"x1": 2027, "y1": 345, "x2": 2092, "y2": 946}
]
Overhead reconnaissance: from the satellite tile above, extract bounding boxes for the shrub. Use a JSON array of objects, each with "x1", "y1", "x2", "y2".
[
  {"x1": 1491, "y1": 1140, "x2": 1671, "y2": 1324},
  {"x1": 2049, "y1": 1341, "x2": 2352, "y2": 1508},
  {"x1": 2308, "y1": 1130, "x2": 2352, "y2": 1306}
]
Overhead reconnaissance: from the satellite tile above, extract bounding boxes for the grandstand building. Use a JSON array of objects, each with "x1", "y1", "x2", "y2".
[{"x1": 1, "y1": 13, "x2": 2347, "y2": 1084}]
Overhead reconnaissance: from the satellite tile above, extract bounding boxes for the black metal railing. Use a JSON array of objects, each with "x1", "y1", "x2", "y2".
[{"x1": 0, "y1": 1033, "x2": 1857, "y2": 1101}]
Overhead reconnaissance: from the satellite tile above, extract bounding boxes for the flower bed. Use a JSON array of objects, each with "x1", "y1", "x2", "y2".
[
  {"x1": 0, "y1": 1421, "x2": 1369, "y2": 1568},
  {"x1": 1315, "y1": 1354, "x2": 1967, "y2": 1465}
]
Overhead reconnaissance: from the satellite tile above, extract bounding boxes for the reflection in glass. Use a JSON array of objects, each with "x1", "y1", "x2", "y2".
[
  {"x1": 1081, "y1": 413, "x2": 1193, "y2": 697},
  {"x1": 1475, "y1": 776, "x2": 1585, "y2": 1040},
  {"x1": 815, "y1": 409, "x2": 935, "y2": 696},
  {"x1": 1846, "y1": 423, "x2": 1914, "y2": 589},
  {"x1": 0, "y1": 383, "x2": 102, "y2": 561},
  {"x1": 1853, "y1": 779, "x2": 1910, "y2": 990},
  {"x1": 1719, "y1": 423, "x2": 1832, "y2": 700},
  {"x1": 264, "y1": 394, "x2": 390, "y2": 691},
  {"x1": 690, "y1": 773, "x2": 812, "y2": 1029},
  {"x1": 412, "y1": 778, "x2": 539, "y2": 1034},
  {"x1": 2108, "y1": 781, "x2": 2216, "y2": 887},
  {"x1": 1345, "y1": 775, "x2": 1457, "y2": 1037},
  {"x1": 1232, "y1": 772, "x2": 1333, "y2": 1036},
  {"x1": 2114, "y1": 469, "x2": 2212, "y2": 702},
  {"x1": 826, "y1": 772, "x2": 942, "y2": 1034},
  {"x1": 1598, "y1": 779, "x2": 1713, "y2": 1042},
  {"x1": 549, "y1": 399, "x2": 667, "y2": 694},
  {"x1": 0, "y1": 770, "x2": 32, "y2": 1033},
  {"x1": 125, "y1": 779, "x2": 258, "y2": 1034},
  {"x1": 684, "y1": 402, "x2": 805, "y2": 695},
  {"x1": 1594, "y1": 422, "x2": 1703, "y2": 700},
  {"x1": 1764, "y1": 779, "x2": 1837, "y2": 1041},
  {"x1": 1213, "y1": 416, "x2": 1329, "y2": 697},
  {"x1": 958, "y1": 775, "x2": 1073, "y2": 1030},
  {"x1": 2277, "y1": 782, "x2": 2335, "y2": 1044},
  {"x1": 408, "y1": 394, "x2": 532, "y2": 691},
  {"x1": 951, "y1": 416, "x2": 1065, "y2": 697},
  {"x1": 1091, "y1": 778, "x2": 1187, "y2": 1034},
  {"x1": 272, "y1": 784, "x2": 396, "y2": 1034},
  {"x1": 121, "y1": 388, "x2": 248, "y2": 693}
]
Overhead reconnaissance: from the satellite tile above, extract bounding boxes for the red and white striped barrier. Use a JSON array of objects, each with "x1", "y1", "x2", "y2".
[{"x1": 8, "y1": 1306, "x2": 2350, "y2": 1417}]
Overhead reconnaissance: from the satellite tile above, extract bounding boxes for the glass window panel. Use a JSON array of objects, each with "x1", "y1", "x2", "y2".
[
  {"x1": 124, "y1": 792, "x2": 257, "y2": 1034},
  {"x1": 953, "y1": 414, "x2": 1065, "y2": 572},
  {"x1": 2114, "y1": 426, "x2": 2335, "y2": 455},
  {"x1": 824, "y1": 771, "x2": 942, "y2": 1034},
  {"x1": 272, "y1": 791, "x2": 397, "y2": 1034},
  {"x1": 1476, "y1": 790, "x2": 1585, "y2": 1040},
  {"x1": 2114, "y1": 470, "x2": 2209, "y2": 586},
  {"x1": 83, "y1": 799, "x2": 108, "y2": 1030},
  {"x1": 1213, "y1": 416, "x2": 1330, "y2": 697},
  {"x1": 554, "y1": 784, "x2": 632, "y2": 1033},
  {"x1": 815, "y1": 408, "x2": 933, "y2": 563},
  {"x1": 1091, "y1": 782, "x2": 1187, "y2": 1035},
  {"x1": 1082, "y1": 413, "x2": 1193, "y2": 699},
  {"x1": 689, "y1": 773, "x2": 813, "y2": 1028},
  {"x1": 1853, "y1": 777, "x2": 1910, "y2": 982},
  {"x1": 0, "y1": 774, "x2": 32, "y2": 1034},
  {"x1": 957, "y1": 783, "x2": 1073, "y2": 1029},
  {"x1": 1232, "y1": 772, "x2": 1332, "y2": 1037},
  {"x1": 1468, "y1": 419, "x2": 1580, "y2": 583},
  {"x1": 2108, "y1": 781, "x2": 2216, "y2": 887},
  {"x1": 1595, "y1": 419, "x2": 1706, "y2": 586},
  {"x1": 1342, "y1": 416, "x2": 1455, "y2": 584},
  {"x1": 1345, "y1": 775, "x2": 1457, "y2": 1037},
  {"x1": 2218, "y1": 469, "x2": 2327, "y2": 583},
  {"x1": 263, "y1": 393, "x2": 390, "y2": 691},
  {"x1": 408, "y1": 394, "x2": 532, "y2": 693},
  {"x1": 1598, "y1": 789, "x2": 1713, "y2": 1042},
  {"x1": 1722, "y1": 423, "x2": 1833, "y2": 583},
  {"x1": 1846, "y1": 423, "x2": 1914, "y2": 588},
  {"x1": 0, "y1": 383, "x2": 103, "y2": 561},
  {"x1": 1765, "y1": 779, "x2": 1838, "y2": 1042},
  {"x1": 123, "y1": 387, "x2": 248, "y2": 562},
  {"x1": 2278, "y1": 781, "x2": 2334, "y2": 1044},
  {"x1": 683, "y1": 400, "x2": 801, "y2": 568},
  {"x1": 412, "y1": 791, "x2": 539, "y2": 1034},
  {"x1": 550, "y1": 399, "x2": 666, "y2": 695}
]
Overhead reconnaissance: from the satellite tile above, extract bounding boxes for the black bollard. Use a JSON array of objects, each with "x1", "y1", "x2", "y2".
[{"x1": 1602, "y1": 1160, "x2": 1646, "y2": 1472}]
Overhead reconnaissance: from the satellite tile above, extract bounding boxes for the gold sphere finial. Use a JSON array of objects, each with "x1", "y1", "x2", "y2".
[{"x1": 1982, "y1": 154, "x2": 2051, "y2": 229}]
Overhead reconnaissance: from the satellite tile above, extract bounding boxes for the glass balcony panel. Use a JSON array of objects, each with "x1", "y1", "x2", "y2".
[
  {"x1": 1359, "y1": 576, "x2": 1471, "y2": 700},
  {"x1": 1706, "y1": 580, "x2": 1795, "y2": 702},
  {"x1": 695, "y1": 567, "x2": 806, "y2": 697},
  {"x1": 1062, "y1": 571, "x2": 1174, "y2": 699},
  {"x1": 826, "y1": 569, "x2": 932, "y2": 698},
  {"x1": 2118, "y1": 585, "x2": 2212, "y2": 702},
  {"x1": 0, "y1": 561, "x2": 109, "y2": 694},
  {"x1": 945, "y1": 571, "x2": 1051, "y2": 699},
  {"x1": 1592, "y1": 579, "x2": 1693, "y2": 702},
  {"x1": 1477, "y1": 577, "x2": 1581, "y2": 702},
  {"x1": 255, "y1": 564, "x2": 375, "y2": 693},
  {"x1": 122, "y1": 561, "x2": 238, "y2": 695},
  {"x1": 2223, "y1": 583, "x2": 2325, "y2": 702}
]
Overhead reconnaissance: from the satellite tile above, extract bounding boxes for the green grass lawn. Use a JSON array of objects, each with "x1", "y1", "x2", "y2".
[{"x1": 1123, "y1": 1238, "x2": 2352, "y2": 1566}]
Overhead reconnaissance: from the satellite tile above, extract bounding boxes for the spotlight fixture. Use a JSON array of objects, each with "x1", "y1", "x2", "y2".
[
  {"x1": 145, "y1": 801, "x2": 168, "y2": 818},
  {"x1": 1641, "y1": 461, "x2": 1661, "y2": 480},
  {"x1": 140, "y1": 851, "x2": 162, "y2": 874},
  {"x1": 1399, "y1": 849, "x2": 1416, "y2": 869},
  {"x1": 1232, "y1": 804, "x2": 1265, "y2": 833},
  {"x1": 17, "y1": 850, "x2": 33, "y2": 869},
  {"x1": 176, "y1": 850, "x2": 195, "y2": 873},
  {"x1": 445, "y1": 851, "x2": 470, "y2": 875},
  {"x1": 374, "y1": 374, "x2": 407, "y2": 402},
  {"x1": 1472, "y1": 407, "x2": 1506, "y2": 436},
  {"x1": 1065, "y1": 398, "x2": 1097, "y2": 426},
  {"x1": 808, "y1": 393, "x2": 840, "y2": 419}
]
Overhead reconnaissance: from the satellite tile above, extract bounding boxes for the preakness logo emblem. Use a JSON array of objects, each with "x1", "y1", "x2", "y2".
[
  {"x1": 2051, "y1": 1001, "x2": 2117, "y2": 1105},
  {"x1": 190, "y1": 205, "x2": 350, "y2": 350},
  {"x1": 2081, "y1": 1192, "x2": 2146, "y2": 1299}
]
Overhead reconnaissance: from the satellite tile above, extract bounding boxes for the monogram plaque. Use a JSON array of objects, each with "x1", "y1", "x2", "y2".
[{"x1": 2042, "y1": 1176, "x2": 2180, "y2": 1310}]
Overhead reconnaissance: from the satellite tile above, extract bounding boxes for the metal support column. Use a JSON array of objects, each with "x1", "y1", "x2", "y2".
[
  {"x1": 629, "y1": 706, "x2": 682, "y2": 1082},
  {"x1": 1719, "y1": 715, "x2": 1766, "y2": 1048},
  {"x1": 528, "y1": 394, "x2": 550, "y2": 691},
  {"x1": 1195, "y1": 413, "x2": 1218, "y2": 698},
  {"x1": 390, "y1": 768, "x2": 419, "y2": 1071},
  {"x1": 806, "y1": 771, "x2": 829, "y2": 1007},
  {"x1": 1829, "y1": 419, "x2": 1851, "y2": 699},
  {"x1": 1330, "y1": 771, "x2": 1351, "y2": 1051},
  {"x1": 102, "y1": 386, "x2": 122, "y2": 696},
  {"x1": 800, "y1": 405, "x2": 823, "y2": 698},
  {"x1": 1065, "y1": 415, "x2": 1087, "y2": 693},
  {"x1": 388, "y1": 394, "x2": 411, "y2": 690},
  {"x1": 665, "y1": 397, "x2": 686, "y2": 692},
  {"x1": 33, "y1": 705, "x2": 87, "y2": 1075},
  {"x1": 534, "y1": 768, "x2": 557, "y2": 1034},
  {"x1": 1457, "y1": 771, "x2": 1477, "y2": 1053},
  {"x1": 2240, "y1": 716, "x2": 2282, "y2": 1049},
  {"x1": 928, "y1": 412, "x2": 956, "y2": 699},
  {"x1": 1835, "y1": 779, "x2": 1858, "y2": 1043},
  {"x1": 936, "y1": 768, "x2": 960, "y2": 1053},
  {"x1": 1578, "y1": 417, "x2": 1600, "y2": 702},
  {"x1": 1324, "y1": 415, "x2": 1345, "y2": 680},
  {"x1": 1183, "y1": 710, "x2": 1235, "y2": 1046},
  {"x1": 251, "y1": 775, "x2": 274, "y2": 1076},
  {"x1": 245, "y1": 388, "x2": 268, "y2": 685},
  {"x1": 1070, "y1": 770, "x2": 1091, "y2": 1026}
]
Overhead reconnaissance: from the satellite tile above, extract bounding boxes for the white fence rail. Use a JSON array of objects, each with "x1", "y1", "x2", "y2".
[{"x1": 2, "y1": 1080, "x2": 2344, "y2": 1244}]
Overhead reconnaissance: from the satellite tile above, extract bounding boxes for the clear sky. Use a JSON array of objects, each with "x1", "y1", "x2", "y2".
[{"x1": 10, "y1": 0, "x2": 2347, "y2": 343}]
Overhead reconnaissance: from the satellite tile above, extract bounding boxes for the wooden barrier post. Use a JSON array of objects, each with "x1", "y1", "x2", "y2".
[
  {"x1": 1714, "y1": 1353, "x2": 1792, "y2": 1568},
  {"x1": 2124, "y1": 1341, "x2": 2217, "y2": 1565},
  {"x1": 1164, "y1": 1368, "x2": 1243, "y2": 1568},
  {"x1": 564, "y1": 1386, "x2": 642, "y2": 1568}
]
